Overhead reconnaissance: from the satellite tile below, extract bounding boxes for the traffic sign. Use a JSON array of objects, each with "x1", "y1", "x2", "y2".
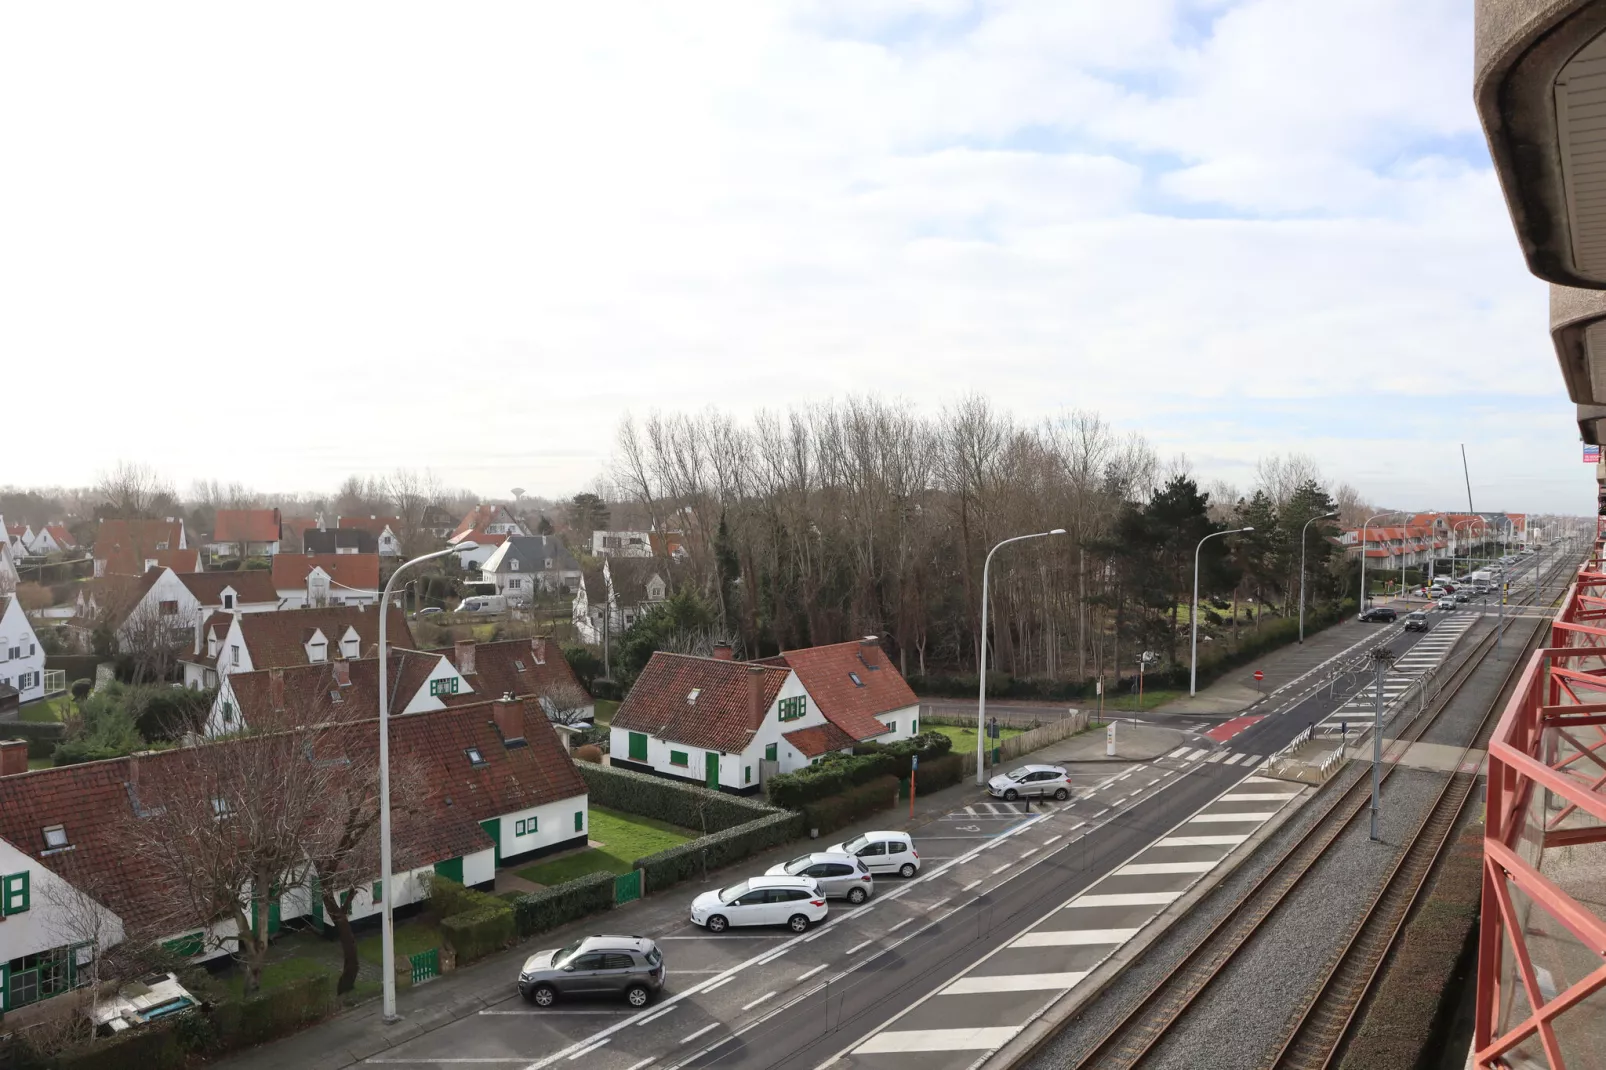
[
  {"x1": 1253, "y1": 670, "x2": 1264, "y2": 682},
  {"x1": 910, "y1": 755, "x2": 918, "y2": 770}
]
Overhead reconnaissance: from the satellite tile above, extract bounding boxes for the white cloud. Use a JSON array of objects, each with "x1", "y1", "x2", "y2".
[{"x1": 0, "y1": 1, "x2": 1590, "y2": 513}]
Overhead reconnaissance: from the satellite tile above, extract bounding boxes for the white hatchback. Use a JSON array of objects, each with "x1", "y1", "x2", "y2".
[
  {"x1": 690, "y1": 875, "x2": 827, "y2": 933},
  {"x1": 988, "y1": 764, "x2": 1073, "y2": 802},
  {"x1": 825, "y1": 830, "x2": 921, "y2": 878}
]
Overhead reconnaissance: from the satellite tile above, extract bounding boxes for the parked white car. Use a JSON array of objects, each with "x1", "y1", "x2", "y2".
[
  {"x1": 825, "y1": 830, "x2": 921, "y2": 878},
  {"x1": 766, "y1": 851, "x2": 875, "y2": 904},
  {"x1": 988, "y1": 764, "x2": 1074, "y2": 801},
  {"x1": 690, "y1": 875, "x2": 827, "y2": 933}
]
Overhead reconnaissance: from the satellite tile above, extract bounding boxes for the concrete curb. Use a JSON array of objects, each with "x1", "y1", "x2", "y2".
[{"x1": 980, "y1": 773, "x2": 1320, "y2": 1070}]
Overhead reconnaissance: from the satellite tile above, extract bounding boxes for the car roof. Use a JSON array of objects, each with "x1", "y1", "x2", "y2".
[
  {"x1": 748, "y1": 874, "x2": 815, "y2": 887},
  {"x1": 1016, "y1": 764, "x2": 1064, "y2": 773},
  {"x1": 577, "y1": 935, "x2": 656, "y2": 951},
  {"x1": 857, "y1": 830, "x2": 910, "y2": 841},
  {"x1": 792, "y1": 851, "x2": 855, "y2": 863}
]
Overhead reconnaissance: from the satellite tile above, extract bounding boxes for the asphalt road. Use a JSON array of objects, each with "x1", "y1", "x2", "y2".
[{"x1": 361, "y1": 609, "x2": 1473, "y2": 1070}]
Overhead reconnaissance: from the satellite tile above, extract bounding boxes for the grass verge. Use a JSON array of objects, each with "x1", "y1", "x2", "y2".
[{"x1": 515, "y1": 806, "x2": 695, "y2": 886}]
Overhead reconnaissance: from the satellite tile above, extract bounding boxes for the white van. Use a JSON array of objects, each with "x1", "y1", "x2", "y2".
[
  {"x1": 1471, "y1": 570, "x2": 1492, "y2": 583},
  {"x1": 455, "y1": 594, "x2": 508, "y2": 614}
]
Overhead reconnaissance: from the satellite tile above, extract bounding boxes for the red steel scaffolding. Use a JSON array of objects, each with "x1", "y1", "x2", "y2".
[{"x1": 1475, "y1": 520, "x2": 1606, "y2": 1068}]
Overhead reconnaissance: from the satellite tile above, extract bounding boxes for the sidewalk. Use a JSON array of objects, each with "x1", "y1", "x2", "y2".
[
  {"x1": 1154, "y1": 614, "x2": 1389, "y2": 718},
  {"x1": 215, "y1": 725, "x2": 1174, "y2": 1070}
]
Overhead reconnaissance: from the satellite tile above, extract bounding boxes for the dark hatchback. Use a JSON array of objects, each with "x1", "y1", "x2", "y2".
[{"x1": 1359, "y1": 607, "x2": 1397, "y2": 623}]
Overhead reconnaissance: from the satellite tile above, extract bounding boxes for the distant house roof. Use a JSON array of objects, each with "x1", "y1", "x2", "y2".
[
  {"x1": 271, "y1": 553, "x2": 381, "y2": 593},
  {"x1": 305, "y1": 528, "x2": 378, "y2": 555},
  {"x1": 434, "y1": 637, "x2": 587, "y2": 704},
  {"x1": 783, "y1": 723, "x2": 857, "y2": 758},
  {"x1": 93, "y1": 519, "x2": 192, "y2": 576},
  {"x1": 453, "y1": 505, "x2": 521, "y2": 538},
  {"x1": 612, "y1": 653, "x2": 791, "y2": 753},
  {"x1": 176, "y1": 570, "x2": 280, "y2": 607},
  {"x1": 338, "y1": 515, "x2": 399, "y2": 536},
  {"x1": 607, "y1": 558, "x2": 668, "y2": 602},
  {"x1": 481, "y1": 535, "x2": 580, "y2": 576},
  {"x1": 777, "y1": 640, "x2": 914, "y2": 741},
  {"x1": 211, "y1": 509, "x2": 282, "y2": 545},
  {"x1": 44, "y1": 524, "x2": 76, "y2": 549},
  {"x1": 225, "y1": 651, "x2": 454, "y2": 720},
  {"x1": 233, "y1": 606, "x2": 413, "y2": 669}
]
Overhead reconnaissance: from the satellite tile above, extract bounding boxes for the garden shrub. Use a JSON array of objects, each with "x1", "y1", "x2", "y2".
[
  {"x1": 575, "y1": 762, "x2": 781, "y2": 831},
  {"x1": 511, "y1": 872, "x2": 616, "y2": 939},
  {"x1": 440, "y1": 904, "x2": 516, "y2": 966},
  {"x1": 218, "y1": 971, "x2": 336, "y2": 1049},
  {"x1": 909, "y1": 752, "x2": 963, "y2": 793},
  {"x1": 53, "y1": 1022, "x2": 184, "y2": 1070},
  {"x1": 4, "y1": 719, "x2": 66, "y2": 758},
  {"x1": 634, "y1": 810, "x2": 804, "y2": 892},
  {"x1": 573, "y1": 744, "x2": 603, "y2": 764},
  {"x1": 800, "y1": 775, "x2": 900, "y2": 836},
  {"x1": 764, "y1": 752, "x2": 899, "y2": 809},
  {"x1": 424, "y1": 875, "x2": 504, "y2": 920}
]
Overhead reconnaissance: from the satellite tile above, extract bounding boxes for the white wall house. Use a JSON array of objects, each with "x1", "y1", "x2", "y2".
[
  {"x1": 0, "y1": 834, "x2": 126, "y2": 1014},
  {"x1": 480, "y1": 536, "x2": 582, "y2": 603},
  {"x1": 0, "y1": 539, "x2": 18, "y2": 596},
  {"x1": 203, "y1": 652, "x2": 473, "y2": 736},
  {"x1": 1, "y1": 594, "x2": 49, "y2": 705}
]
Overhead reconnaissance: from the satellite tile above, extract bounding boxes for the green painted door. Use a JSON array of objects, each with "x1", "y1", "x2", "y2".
[
  {"x1": 705, "y1": 752, "x2": 720, "y2": 790},
  {"x1": 479, "y1": 818, "x2": 502, "y2": 867},
  {"x1": 434, "y1": 856, "x2": 464, "y2": 884}
]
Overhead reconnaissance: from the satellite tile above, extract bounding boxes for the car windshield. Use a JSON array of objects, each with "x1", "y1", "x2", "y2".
[
  {"x1": 554, "y1": 939, "x2": 584, "y2": 965},
  {"x1": 841, "y1": 836, "x2": 870, "y2": 854},
  {"x1": 784, "y1": 855, "x2": 815, "y2": 875},
  {"x1": 1006, "y1": 768, "x2": 1031, "y2": 781},
  {"x1": 719, "y1": 880, "x2": 750, "y2": 902}
]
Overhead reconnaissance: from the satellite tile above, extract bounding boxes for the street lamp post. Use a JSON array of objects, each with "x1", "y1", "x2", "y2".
[
  {"x1": 1298, "y1": 511, "x2": 1338, "y2": 643},
  {"x1": 976, "y1": 529, "x2": 1067, "y2": 785},
  {"x1": 1191, "y1": 526, "x2": 1253, "y2": 696},
  {"x1": 1359, "y1": 512, "x2": 1401, "y2": 615},
  {"x1": 378, "y1": 543, "x2": 474, "y2": 1021}
]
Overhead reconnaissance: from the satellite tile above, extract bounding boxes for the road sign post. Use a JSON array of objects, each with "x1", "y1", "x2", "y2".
[
  {"x1": 1106, "y1": 721, "x2": 1116, "y2": 757},
  {"x1": 1253, "y1": 668, "x2": 1265, "y2": 694},
  {"x1": 909, "y1": 755, "x2": 918, "y2": 818}
]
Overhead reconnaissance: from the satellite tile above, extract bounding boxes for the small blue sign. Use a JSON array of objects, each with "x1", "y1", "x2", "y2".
[{"x1": 911, "y1": 756, "x2": 918, "y2": 770}]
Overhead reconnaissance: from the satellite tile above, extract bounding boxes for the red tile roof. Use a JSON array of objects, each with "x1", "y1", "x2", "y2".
[
  {"x1": 177, "y1": 570, "x2": 280, "y2": 607},
  {"x1": 235, "y1": 605, "x2": 413, "y2": 670},
  {"x1": 225, "y1": 651, "x2": 451, "y2": 721},
  {"x1": 338, "y1": 515, "x2": 399, "y2": 536},
  {"x1": 45, "y1": 524, "x2": 76, "y2": 549},
  {"x1": 612, "y1": 653, "x2": 791, "y2": 752},
  {"x1": 783, "y1": 723, "x2": 856, "y2": 758},
  {"x1": 778, "y1": 640, "x2": 913, "y2": 741},
  {"x1": 93, "y1": 519, "x2": 184, "y2": 556},
  {"x1": 0, "y1": 697, "x2": 585, "y2": 930},
  {"x1": 211, "y1": 509, "x2": 283, "y2": 544},
  {"x1": 434, "y1": 637, "x2": 588, "y2": 704},
  {"x1": 272, "y1": 553, "x2": 381, "y2": 593}
]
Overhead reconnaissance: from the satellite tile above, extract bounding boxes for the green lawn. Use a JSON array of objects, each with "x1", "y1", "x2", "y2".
[
  {"x1": 1109, "y1": 688, "x2": 1185, "y2": 712},
  {"x1": 592, "y1": 699, "x2": 619, "y2": 725},
  {"x1": 223, "y1": 953, "x2": 333, "y2": 999},
  {"x1": 925, "y1": 722, "x2": 1026, "y2": 748},
  {"x1": 19, "y1": 695, "x2": 72, "y2": 723},
  {"x1": 515, "y1": 806, "x2": 695, "y2": 886}
]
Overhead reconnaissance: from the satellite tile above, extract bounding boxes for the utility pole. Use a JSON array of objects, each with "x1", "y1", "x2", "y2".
[
  {"x1": 1461, "y1": 444, "x2": 1475, "y2": 513},
  {"x1": 1370, "y1": 646, "x2": 1394, "y2": 842}
]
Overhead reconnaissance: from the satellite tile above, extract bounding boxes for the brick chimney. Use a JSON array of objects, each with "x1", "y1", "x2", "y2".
[
  {"x1": 332, "y1": 659, "x2": 350, "y2": 687},
  {"x1": 269, "y1": 667, "x2": 285, "y2": 710},
  {"x1": 455, "y1": 639, "x2": 476, "y2": 676},
  {"x1": 748, "y1": 665, "x2": 766, "y2": 723},
  {"x1": 493, "y1": 692, "x2": 525, "y2": 743},
  {"x1": 859, "y1": 635, "x2": 880, "y2": 648},
  {"x1": 713, "y1": 644, "x2": 733, "y2": 660},
  {"x1": 0, "y1": 740, "x2": 28, "y2": 778}
]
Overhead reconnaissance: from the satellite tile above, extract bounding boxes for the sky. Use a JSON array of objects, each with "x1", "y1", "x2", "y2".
[{"x1": 1, "y1": 1, "x2": 1593, "y2": 515}]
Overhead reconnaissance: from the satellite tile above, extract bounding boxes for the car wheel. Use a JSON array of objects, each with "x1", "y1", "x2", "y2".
[
  {"x1": 1004, "y1": 788, "x2": 1019, "y2": 801},
  {"x1": 1054, "y1": 787, "x2": 1070, "y2": 801},
  {"x1": 530, "y1": 984, "x2": 556, "y2": 1008},
  {"x1": 625, "y1": 984, "x2": 652, "y2": 1008},
  {"x1": 847, "y1": 886, "x2": 868, "y2": 905},
  {"x1": 706, "y1": 914, "x2": 728, "y2": 933},
  {"x1": 788, "y1": 913, "x2": 811, "y2": 933},
  {"x1": 899, "y1": 863, "x2": 916, "y2": 879}
]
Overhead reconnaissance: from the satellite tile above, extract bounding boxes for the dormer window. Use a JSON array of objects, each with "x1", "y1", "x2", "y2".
[
  {"x1": 208, "y1": 634, "x2": 219, "y2": 658},
  {"x1": 308, "y1": 642, "x2": 327, "y2": 663},
  {"x1": 42, "y1": 825, "x2": 69, "y2": 850},
  {"x1": 222, "y1": 592, "x2": 235, "y2": 610},
  {"x1": 510, "y1": 560, "x2": 519, "y2": 571},
  {"x1": 341, "y1": 631, "x2": 360, "y2": 658},
  {"x1": 545, "y1": 559, "x2": 553, "y2": 569}
]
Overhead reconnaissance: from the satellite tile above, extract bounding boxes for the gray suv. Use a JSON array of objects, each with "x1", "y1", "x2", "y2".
[{"x1": 518, "y1": 935, "x2": 665, "y2": 1008}]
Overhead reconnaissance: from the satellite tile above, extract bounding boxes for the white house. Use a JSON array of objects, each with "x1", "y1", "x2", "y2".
[
  {"x1": 185, "y1": 605, "x2": 414, "y2": 688},
  {"x1": 203, "y1": 650, "x2": 473, "y2": 736},
  {"x1": 0, "y1": 595, "x2": 47, "y2": 705},
  {"x1": 0, "y1": 536, "x2": 18, "y2": 595},
  {"x1": 205, "y1": 509, "x2": 282, "y2": 558},
  {"x1": 450, "y1": 530, "x2": 507, "y2": 571},
  {"x1": 272, "y1": 553, "x2": 381, "y2": 608},
  {"x1": 6, "y1": 523, "x2": 34, "y2": 560},
  {"x1": 23, "y1": 524, "x2": 72, "y2": 557},
  {"x1": 571, "y1": 558, "x2": 668, "y2": 643},
  {"x1": 452, "y1": 505, "x2": 527, "y2": 540},
  {"x1": 609, "y1": 638, "x2": 918, "y2": 793},
  {"x1": 337, "y1": 517, "x2": 401, "y2": 557},
  {"x1": 480, "y1": 536, "x2": 582, "y2": 603},
  {"x1": 591, "y1": 530, "x2": 687, "y2": 558}
]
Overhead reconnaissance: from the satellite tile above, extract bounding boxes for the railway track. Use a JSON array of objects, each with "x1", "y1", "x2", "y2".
[{"x1": 1068, "y1": 549, "x2": 1581, "y2": 1070}]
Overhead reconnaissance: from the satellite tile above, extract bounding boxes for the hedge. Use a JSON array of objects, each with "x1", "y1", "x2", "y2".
[
  {"x1": 909, "y1": 752, "x2": 963, "y2": 794},
  {"x1": 441, "y1": 904, "x2": 516, "y2": 966},
  {"x1": 52, "y1": 1023, "x2": 184, "y2": 1070},
  {"x1": 575, "y1": 762, "x2": 780, "y2": 831},
  {"x1": 425, "y1": 875, "x2": 505, "y2": 920},
  {"x1": 1, "y1": 720, "x2": 66, "y2": 758},
  {"x1": 216, "y1": 971, "x2": 336, "y2": 1049},
  {"x1": 852, "y1": 732, "x2": 953, "y2": 777},
  {"x1": 801, "y1": 775, "x2": 900, "y2": 837},
  {"x1": 634, "y1": 810, "x2": 804, "y2": 892},
  {"x1": 511, "y1": 871, "x2": 617, "y2": 939},
  {"x1": 764, "y1": 752, "x2": 899, "y2": 810}
]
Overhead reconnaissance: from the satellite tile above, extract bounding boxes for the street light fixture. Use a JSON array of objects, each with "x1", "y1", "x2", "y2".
[
  {"x1": 1298, "y1": 511, "x2": 1339, "y2": 643},
  {"x1": 1359, "y1": 511, "x2": 1403, "y2": 614},
  {"x1": 976, "y1": 529, "x2": 1067, "y2": 784},
  {"x1": 378, "y1": 542, "x2": 474, "y2": 1021},
  {"x1": 1191, "y1": 526, "x2": 1253, "y2": 696}
]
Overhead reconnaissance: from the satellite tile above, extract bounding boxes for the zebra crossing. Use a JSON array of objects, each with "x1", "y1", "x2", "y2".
[
  {"x1": 1313, "y1": 612, "x2": 1476, "y2": 735},
  {"x1": 1166, "y1": 746, "x2": 1267, "y2": 767},
  {"x1": 958, "y1": 800, "x2": 1072, "y2": 817}
]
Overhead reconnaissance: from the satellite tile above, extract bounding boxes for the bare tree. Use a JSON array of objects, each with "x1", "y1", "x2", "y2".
[
  {"x1": 537, "y1": 680, "x2": 595, "y2": 725},
  {"x1": 96, "y1": 462, "x2": 174, "y2": 519}
]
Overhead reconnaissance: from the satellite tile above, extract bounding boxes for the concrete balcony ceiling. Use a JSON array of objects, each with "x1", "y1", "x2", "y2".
[
  {"x1": 1549, "y1": 283, "x2": 1606, "y2": 400},
  {"x1": 1578, "y1": 401, "x2": 1606, "y2": 443},
  {"x1": 1477, "y1": 1, "x2": 1606, "y2": 286}
]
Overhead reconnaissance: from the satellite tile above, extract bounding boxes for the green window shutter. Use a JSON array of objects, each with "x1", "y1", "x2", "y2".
[
  {"x1": 574, "y1": 811, "x2": 583, "y2": 833},
  {"x1": 515, "y1": 818, "x2": 524, "y2": 836},
  {"x1": 765, "y1": 742, "x2": 777, "y2": 762},
  {"x1": 628, "y1": 732, "x2": 648, "y2": 761},
  {"x1": 911, "y1": 718, "x2": 918, "y2": 734},
  {"x1": 886, "y1": 721, "x2": 896, "y2": 734},
  {"x1": 1, "y1": 872, "x2": 29, "y2": 915},
  {"x1": 744, "y1": 766, "x2": 752, "y2": 784},
  {"x1": 372, "y1": 881, "x2": 383, "y2": 904},
  {"x1": 670, "y1": 750, "x2": 688, "y2": 767}
]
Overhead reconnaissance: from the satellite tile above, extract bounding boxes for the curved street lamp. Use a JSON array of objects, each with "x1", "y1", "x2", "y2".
[
  {"x1": 1191, "y1": 527, "x2": 1253, "y2": 696},
  {"x1": 1359, "y1": 511, "x2": 1404, "y2": 614},
  {"x1": 1298, "y1": 511, "x2": 1339, "y2": 643},
  {"x1": 378, "y1": 542, "x2": 474, "y2": 1021},
  {"x1": 976, "y1": 529, "x2": 1067, "y2": 784}
]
